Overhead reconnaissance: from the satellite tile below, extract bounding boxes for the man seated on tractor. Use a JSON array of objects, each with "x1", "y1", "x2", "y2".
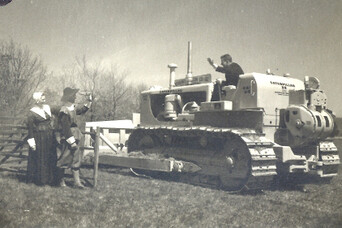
[{"x1": 208, "y1": 54, "x2": 244, "y2": 101}]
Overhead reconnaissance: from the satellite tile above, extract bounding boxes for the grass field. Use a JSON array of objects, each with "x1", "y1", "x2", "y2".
[{"x1": 0, "y1": 140, "x2": 341, "y2": 228}]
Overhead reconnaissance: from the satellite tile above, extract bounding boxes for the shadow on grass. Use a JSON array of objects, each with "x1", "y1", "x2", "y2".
[
  {"x1": 86, "y1": 164, "x2": 339, "y2": 195},
  {"x1": 82, "y1": 163, "x2": 133, "y2": 176},
  {"x1": 83, "y1": 163, "x2": 326, "y2": 194},
  {"x1": 97, "y1": 166, "x2": 270, "y2": 195},
  {"x1": 0, "y1": 166, "x2": 314, "y2": 194}
]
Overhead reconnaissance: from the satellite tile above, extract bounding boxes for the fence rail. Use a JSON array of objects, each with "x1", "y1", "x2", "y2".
[{"x1": 0, "y1": 116, "x2": 28, "y2": 169}]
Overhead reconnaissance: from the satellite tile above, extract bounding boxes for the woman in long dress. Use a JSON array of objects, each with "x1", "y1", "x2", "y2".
[{"x1": 26, "y1": 92, "x2": 56, "y2": 185}]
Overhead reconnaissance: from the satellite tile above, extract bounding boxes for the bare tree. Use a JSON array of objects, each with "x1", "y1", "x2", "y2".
[
  {"x1": 72, "y1": 57, "x2": 135, "y2": 121},
  {"x1": 75, "y1": 55, "x2": 102, "y2": 93},
  {"x1": 96, "y1": 67, "x2": 131, "y2": 120},
  {"x1": 44, "y1": 55, "x2": 147, "y2": 121},
  {"x1": 0, "y1": 40, "x2": 48, "y2": 116},
  {"x1": 74, "y1": 55, "x2": 104, "y2": 121},
  {"x1": 44, "y1": 55, "x2": 103, "y2": 121}
]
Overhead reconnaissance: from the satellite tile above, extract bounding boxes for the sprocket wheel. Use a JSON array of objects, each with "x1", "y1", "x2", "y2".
[{"x1": 218, "y1": 137, "x2": 251, "y2": 191}]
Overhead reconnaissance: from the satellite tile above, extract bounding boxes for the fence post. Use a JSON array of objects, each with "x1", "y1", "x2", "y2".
[{"x1": 93, "y1": 127, "x2": 100, "y2": 187}]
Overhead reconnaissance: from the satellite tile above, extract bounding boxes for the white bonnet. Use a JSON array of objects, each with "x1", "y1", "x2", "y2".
[{"x1": 33, "y1": 92, "x2": 44, "y2": 102}]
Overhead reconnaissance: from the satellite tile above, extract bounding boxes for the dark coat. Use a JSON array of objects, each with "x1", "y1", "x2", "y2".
[
  {"x1": 27, "y1": 105, "x2": 56, "y2": 185},
  {"x1": 216, "y1": 62, "x2": 244, "y2": 87},
  {"x1": 56, "y1": 103, "x2": 89, "y2": 169}
]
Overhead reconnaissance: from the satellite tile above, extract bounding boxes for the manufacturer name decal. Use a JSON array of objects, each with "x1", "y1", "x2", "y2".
[
  {"x1": 270, "y1": 81, "x2": 295, "y2": 87},
  {"x1": 159, "y1": 89, "x2": 183, "y2": 94}
]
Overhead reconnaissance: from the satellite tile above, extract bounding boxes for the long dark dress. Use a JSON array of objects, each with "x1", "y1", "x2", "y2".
[{"x1": 27, "y1": 105, "x2": 56, "y2": 185}]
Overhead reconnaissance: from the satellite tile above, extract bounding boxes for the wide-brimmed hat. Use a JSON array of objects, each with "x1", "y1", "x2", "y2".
[{"x1": 61, "y1": 87, "x2": 79, "y2": 102}]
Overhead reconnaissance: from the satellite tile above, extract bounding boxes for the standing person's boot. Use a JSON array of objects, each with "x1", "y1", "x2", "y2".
[
  {"x1": 59, "y1": 178, "x2": 67, "y2": 187},
  {"x1": 72, "y1": 169, "x2": 85, "y2": 189},
  {"x1": 56, "y1": 168, "x2": 67, "y2": 187}
]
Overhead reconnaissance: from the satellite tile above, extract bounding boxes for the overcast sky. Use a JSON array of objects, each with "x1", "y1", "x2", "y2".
[{"x1": 1, "y1": 0, "x2": 342, "y2": 116}]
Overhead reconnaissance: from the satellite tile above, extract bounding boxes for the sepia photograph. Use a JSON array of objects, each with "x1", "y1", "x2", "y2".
[{"x1": 0, "y1": 0, "x2": 341, "y2": 227}]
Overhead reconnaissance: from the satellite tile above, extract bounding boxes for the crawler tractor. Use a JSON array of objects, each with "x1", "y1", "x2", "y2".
[{"x1": 122, "y1": 42, "x2": 340, "y2": 190}]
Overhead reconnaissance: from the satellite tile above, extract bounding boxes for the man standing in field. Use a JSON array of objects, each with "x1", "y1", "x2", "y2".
[{"x1": 56, "y1": 87, "x2": 92, "y2": 188}]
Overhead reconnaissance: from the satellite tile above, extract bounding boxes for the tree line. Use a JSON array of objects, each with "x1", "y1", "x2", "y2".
[{"x1": 0, "y1": 39, "x2": 148, "y2": 121}]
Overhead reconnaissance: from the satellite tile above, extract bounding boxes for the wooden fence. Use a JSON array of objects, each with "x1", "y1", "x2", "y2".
[{"x1": 0, "y1": 116, "x2": 28, "y2": 171}]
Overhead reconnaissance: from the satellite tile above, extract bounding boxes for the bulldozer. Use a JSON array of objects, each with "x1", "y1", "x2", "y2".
[{"x1": 106, "y1": 42, "x2": 340, "y2": 191}]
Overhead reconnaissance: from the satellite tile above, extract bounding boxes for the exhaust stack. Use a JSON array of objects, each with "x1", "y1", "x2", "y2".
[{"x1": 186, "y1": 41, "x2": 193, "y2": 84}]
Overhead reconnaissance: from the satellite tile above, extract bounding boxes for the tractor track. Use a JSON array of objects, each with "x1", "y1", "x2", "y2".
[{"x1": 128, "y1": 126, "x2": 278, "y2": 191}]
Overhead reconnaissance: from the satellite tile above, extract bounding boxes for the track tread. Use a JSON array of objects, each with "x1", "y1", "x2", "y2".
[{"x1": 128, "y1": 126, "x2": 278, "y2": 190}]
